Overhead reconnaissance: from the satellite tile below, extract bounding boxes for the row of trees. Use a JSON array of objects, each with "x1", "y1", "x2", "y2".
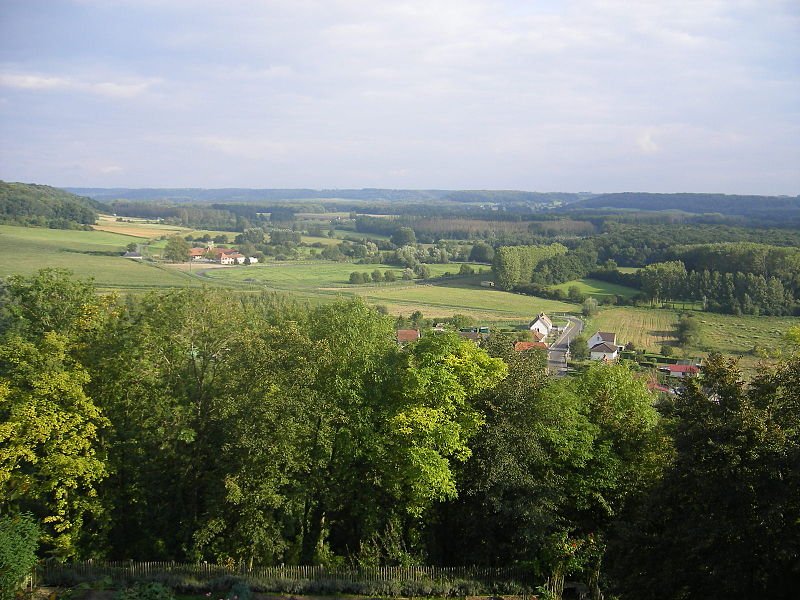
[
  {"x1": 492, "y1": 244, "x2": 568, "y2": 290},
  {"x1": 639, "y1": 261, "x2": 795, "y2": 315},
  {"x1": 1, "y1": 270, "x2": 798, "y2": 598}
]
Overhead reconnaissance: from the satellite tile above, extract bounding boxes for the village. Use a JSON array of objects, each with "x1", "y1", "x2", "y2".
[{"x1": 396, "y1": 311, "x2": 701, "y2": 394}]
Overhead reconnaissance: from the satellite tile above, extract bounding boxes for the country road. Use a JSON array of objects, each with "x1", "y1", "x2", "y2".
[{"x1": 548, "y1": 316, "x2": 584, "y2": 375}]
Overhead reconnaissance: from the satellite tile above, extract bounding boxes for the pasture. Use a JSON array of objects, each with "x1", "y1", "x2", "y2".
[
  {"x1": 551, "y1": 278, "x2": 638, "y2": 299},
  {"x1": 0, "y1": 224, "x2": 199, "y2": 290},
  {"x1": 585, "y1": 307, "x2": 678, "y2": 351},
  {"x1": 198, "y1": 261, "x2": 569, "y2": 320},
  {"x1": 586, "y1": 306, "x2": 796, "y2": 370}
]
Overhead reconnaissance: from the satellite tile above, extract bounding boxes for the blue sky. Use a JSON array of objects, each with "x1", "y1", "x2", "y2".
[{"x1": 1, "y1": 0, "x2": 798, "y2": 193}]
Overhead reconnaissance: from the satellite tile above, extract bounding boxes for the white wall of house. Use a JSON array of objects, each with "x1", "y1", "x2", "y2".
[
  {"x1": 530, "y1": 320, "x2": 551, "y2": 337},
  {"x1": 590, "y1": 349, "x2": 618, "y2": 361}
]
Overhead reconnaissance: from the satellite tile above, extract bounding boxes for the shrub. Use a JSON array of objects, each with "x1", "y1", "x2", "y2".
[
  {"x1": 116, "y1": 582, "x2": 175, "y2": 600},
  {"x1": 227, "y1": 581, "x2": 252, "y2": 600},
  {"x1": 0, "y1": 513, "x2": 39, "y2": 600}
]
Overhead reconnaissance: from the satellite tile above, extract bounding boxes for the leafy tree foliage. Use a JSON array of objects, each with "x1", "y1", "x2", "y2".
[
  {"x1": 0, "y1": 181, "x2": 98, "y2": 229},
  {"x1": 163, "y1": 235, "x2": 190, "y2": 262},
  {"x1": 608, "y1": 355, "x2": 800, "y2": 599},
  {"x1": 0, "y1": 333, "x2": 108, "y2": 557},
  {"x1": 0, "y1": 513, "x2": 39, "y2": 600}
]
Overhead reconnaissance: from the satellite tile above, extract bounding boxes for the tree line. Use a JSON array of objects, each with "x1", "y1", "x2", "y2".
[{"x1": 2, "y1": 270, "x2": 798, "y2": 599}]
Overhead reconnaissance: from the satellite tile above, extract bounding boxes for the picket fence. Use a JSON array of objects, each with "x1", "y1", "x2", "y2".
[{"x1": 37, "y1": 561, "x2": 535, "y2": 588}]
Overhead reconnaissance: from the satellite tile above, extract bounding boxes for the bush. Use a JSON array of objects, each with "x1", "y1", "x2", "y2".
[
  {"x1": 0, "y1": 513, "x2": 39, "y2": 600},
  {"x1": 227, "y1": 581, "x2": 252, "y2": 600},
  {"x1": 117, "y1": 582, "x2": 175, "y2": 600}
]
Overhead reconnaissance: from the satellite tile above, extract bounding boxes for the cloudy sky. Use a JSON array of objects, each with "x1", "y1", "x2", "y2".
[{"x1": 0, "y1": 0, "x2": 798, "y2": 193}]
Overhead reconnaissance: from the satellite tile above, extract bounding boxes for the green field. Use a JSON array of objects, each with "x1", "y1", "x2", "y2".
[
  {"x1": 0, "y1": 224, "x2": 200, "y2": 290},
  {"x1": 198, "y1": 262, "x2": 568, "y2": 320},
  {"x1": 199, "y1": 261, "x2": 487, "y2": 289},
  {"x1": 357, "y1": 281, "x2": 578, "y2": 321},
  {"x1": 586, "y1": 306, "x2": 797, "y2": 370},
  {"x1": 552, "y1": 278, "x2": 639, "y2": 299}
]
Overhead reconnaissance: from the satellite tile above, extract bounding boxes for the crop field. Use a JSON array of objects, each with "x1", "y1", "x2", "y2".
[
  {"x1": 93, "y1": 215, "x2": 190, "y2": 238},
  {"x1": 0, "y1": 224, "x2": 196, "y2": 290},
  {"x1": 198, "y1": 260, "x2": 486, "y2": 290},
  {"x1": 586, "y1": 306, "x2": 797, "y2": 370},
  {"x1": 551, "y1": 278, "x2": 639, "y2": 299},
  {"x1": 356, "y1": 278, "x2": 578, "y2": 321},
  {"x1": 197, "y1": 261, "x2": 568, "y2": 320},
  {"x1": 584, "y1": 307, "x2": 679, "y2": 350}
]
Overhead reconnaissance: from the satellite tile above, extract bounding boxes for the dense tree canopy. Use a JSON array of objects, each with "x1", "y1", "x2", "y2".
[{"x1": 1, "y1": 269, "x2": 798, "y2": 600}]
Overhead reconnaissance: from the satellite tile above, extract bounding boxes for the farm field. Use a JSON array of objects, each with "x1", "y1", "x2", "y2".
[
  {"x1": 198, "y1": 260, "x2": 488, "y2": 290},
  {"x1": 584, "y1": 307, "x2": 678, "y2": 351},
  {"x1": 198, "y1": 261, "x2": 568, "y2": 320},
  {"x1": 356, "y1": 279, "x2": 578, "y2": 321},
  {"x1": 0, "y1": 224, "x2": 200, "y2": 290},
  {"x1": 92, "y1": 215, "x2": 190, "y2": 238},
  {"x1": 551, "y1": 277, "x2": 638, "y2": 299},
  {"x1": 586, "y1": 306, "x2": 797, "y2": 370}
]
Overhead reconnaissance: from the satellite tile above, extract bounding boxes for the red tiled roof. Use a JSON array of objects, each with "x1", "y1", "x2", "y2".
[
  {"x1": 396, "y1": 329, "x2": 420, "y2": 343},
  {"x1": 514, "y1": 341, "x2": 548, "y2": 352},
  {"x1": 662, "y1": 364, "x2": 700, "y2": 374},
  {"x1": 531, "y1": 330, "x2": 546, "y2": 342}
]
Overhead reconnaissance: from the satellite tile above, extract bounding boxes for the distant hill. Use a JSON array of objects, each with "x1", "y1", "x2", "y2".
[
  {"x1": 0, "y1": 181, "x2": 102, "y2": 228},
  {"x1": 67, "y1": 187, "x2": 450, "y2": 203},
  {"x1": 572, "y1": 192, "x2": 800, "y2": 221},
  {"x1": 66, "y1": 187, "x2": 591, "y2": 205}
]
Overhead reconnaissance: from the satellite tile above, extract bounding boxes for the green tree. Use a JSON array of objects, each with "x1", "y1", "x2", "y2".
[
  {"x1": 349, "y1": 271, "x2": 364, "y2": 284},
  {"x1": 371, "y1": 269, "x2": 384, "y2": 282},
  {"x1": 0, "y1": 268, "x2": 105, "y2": 339},
  {"x1": 163, "y1": 235, "x2": 190, "y2": 262},
  {"x1": 384, "y1": 270, "x2": 397, "y2": 282},
  {"x1": 609, "y1": 355, "x2": 800, "y2": 599},
  {"x1": 675, "y1": 313, "x2": 701, "y2": 347},
  {"x1": 468, "y1": 242, "x2": 494, "y2": 264},
  {"x1": 0, "y1": 333, "x2": 108, "y2": 558},
  {"x1": 568, "y1": 285, "x2": 586, "y2": 303},
  {"x1": 391, "y1": 227, "x2": 416, "y2": 247},
  {"x1": 570, "y1": 335, "x2": 589, "y2": 360},
  {"x1": 459, "y1": 263, "x2": 475, "y2": 276},
  {"x1": 582, "y1": 297, "x2": 599, "y2": 317},
  {"x1": 0, "y1": 513, "x2": 39, "y2": 600}
]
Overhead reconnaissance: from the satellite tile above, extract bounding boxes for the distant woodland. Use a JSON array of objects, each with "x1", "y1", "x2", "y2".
[{"x1": 0, "y1": 181, "x2": 100, "y2": 229}]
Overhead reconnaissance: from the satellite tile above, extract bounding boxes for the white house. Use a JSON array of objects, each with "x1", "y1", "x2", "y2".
[
  {"x1": 590, "y1": 342, "x2": 619, "y2": 361},
  {"x1": 529, "y1": 313, "x2": 553, "y2": 338},
  {"x1": 587, "y1": 331, "x2": 617, "y2": 349}
]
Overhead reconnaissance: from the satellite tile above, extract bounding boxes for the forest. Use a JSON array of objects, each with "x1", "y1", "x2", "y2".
[
  {"x1": 0, "y1": 182, "x2": 100, "y2": 229},
  {"x1": 2, "y1": 269, "x2": 799, "y2": 600}
]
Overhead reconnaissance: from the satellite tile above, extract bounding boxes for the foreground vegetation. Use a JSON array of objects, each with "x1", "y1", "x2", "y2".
[{"x1": 1, "y1": 270, "x2": 799, "y2": 600}]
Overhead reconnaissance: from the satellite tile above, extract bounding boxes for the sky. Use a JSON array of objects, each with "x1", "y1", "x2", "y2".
[{"x1": 0, "y1": 0, "x2": 798, "y2": 193}]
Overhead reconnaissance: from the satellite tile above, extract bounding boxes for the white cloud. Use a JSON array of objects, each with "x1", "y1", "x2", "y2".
[
  {"x1": 0, "y1": 71, "x2": 159, "y2": 98},
  {"x1": 637, "y1": 129, "x2": 660, "y2": 154}
]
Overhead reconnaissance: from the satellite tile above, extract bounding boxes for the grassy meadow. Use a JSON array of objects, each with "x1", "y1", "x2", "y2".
[
  {"x1": 0, "y1": 224, "x2": 195, "y2": 290},
  {"x1": 585, "y1": 306, "x2": 796, "y2": 370},
  {"x1": 552, "y1": 277, "x2": 639, "y2": 299}
]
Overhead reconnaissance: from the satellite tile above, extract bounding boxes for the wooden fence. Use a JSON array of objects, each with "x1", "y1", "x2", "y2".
[{"x1": 37, "y1": 561, "x2": 535, "y2": 589}]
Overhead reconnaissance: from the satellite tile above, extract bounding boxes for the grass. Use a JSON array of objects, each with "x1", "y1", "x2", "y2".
[
  {"x1": 552, "y1": 277, "x2": 639, "y2": 299},
  {"x1": 585, "y1": 307, "x2": 679, "y2": 350},
  {"x1": 0, "y1": 224, "x2": 202, "y2": 290},
  {"x1": 585, "y1": 305, "x2": 797, "y2": 371},
  {"x1": 199, "y1": 261, "x2": 569, "y2": 320}
]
